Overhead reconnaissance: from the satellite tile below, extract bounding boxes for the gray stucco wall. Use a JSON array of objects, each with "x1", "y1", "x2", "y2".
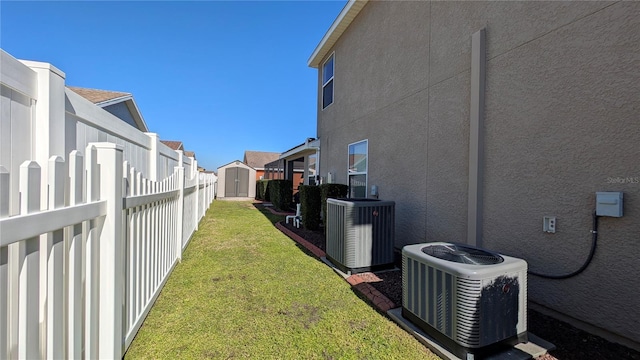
[{"x1": 316, "y1": 0, "x2": 640, "y2": 347}]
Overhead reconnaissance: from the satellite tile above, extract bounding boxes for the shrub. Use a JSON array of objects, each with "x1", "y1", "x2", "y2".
[
  {"x1": 256, "y1": 180, "x2": 271, "y2": 201},
  {"x1": 320, "y1": 183, "x2": 348, "y2": 225},
  {"x1": 269, "y1": 179, "x2": 292, "y2": 211},
  {"x1": 299, "y1": 185, "x2": 321, "y2": 231}
]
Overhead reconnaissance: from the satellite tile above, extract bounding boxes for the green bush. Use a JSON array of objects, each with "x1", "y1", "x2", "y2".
[
  {"x1": 269, "y1": 179, "x2": 292, "y2": 211},
  {"x1": 299, "y1": 185, "x2": 321, "y2": 231},
  {"x1": 256, "y1": 180, "x2": 271, "y2": 201},
  {"x1": 320, "y1": 183, "x2": 349, "y2": 225}
]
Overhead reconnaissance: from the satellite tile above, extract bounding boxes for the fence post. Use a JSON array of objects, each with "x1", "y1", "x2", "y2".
[
  {"x1": 145, "y1": 133, "x2": 159, "y2": 182},
  {"x1": 176, "y1": 165, "x2": 184, "y2": 261},
  {"x1": 18, "y1": 161, "x2": 42, "y2": 359},
  {"x1": 193, "y1": 160, "x2": 199, "y2": 230},
  {"x1": 93, "y1": 143, "x2": 124, "y2": 359}
]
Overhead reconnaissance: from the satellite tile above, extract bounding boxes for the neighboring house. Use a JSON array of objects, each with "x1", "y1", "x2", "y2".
[
  {"x1": 277, "y1": 138, "x2": 319, "y2": 188},
  {"x1": 68, "y1": 86, "x2": 149, "y2": 132},
  {"x1": 255, "y1": 139, "x2": 318, "y2": 192},
  {"x1": 162, "y1": 140, "x2": 201, "y2": 169},
  {"x1": 243, "y1": 150, "x2": 280, "y2": 180},
  {"x1": 184, "y1": 150, "x2": 196, "y2": 159},
  {"x1": 309, "y1": 0, "x2": 639, "y2": 350},
  {"x1": 160, "y1": 140, "x2": 184, "y2": 151}
]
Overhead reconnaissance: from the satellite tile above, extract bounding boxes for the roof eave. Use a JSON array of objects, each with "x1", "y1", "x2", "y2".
[
  {"x1": 307, "y1": 0, "x2": 368, "y2": 68},
  {"x1": 93, "y1": 93, "x2": 148, "y2": 132},
  {"x1": 124, "y1": 98, "x2": 149, "y2": 132},
  {"x1": 280, "y1": 138, "x2": 320, "y2": 160}
]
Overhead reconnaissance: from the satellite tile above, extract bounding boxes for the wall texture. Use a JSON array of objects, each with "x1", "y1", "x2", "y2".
[{"x1": 315, "y1": 0, "x2": 640, "y2": 347}]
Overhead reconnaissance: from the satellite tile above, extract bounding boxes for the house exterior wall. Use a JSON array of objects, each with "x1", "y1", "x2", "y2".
[{"x1": 315, "y1": 0, "x2": 640, "y2": 347}]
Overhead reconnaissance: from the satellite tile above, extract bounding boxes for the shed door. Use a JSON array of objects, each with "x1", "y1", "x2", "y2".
[
  {"x1": 224, "y1": 167, "x2": 250, "y2": 197},
  {"x1": 237, "y1": 168, "x2": 249, "y2": 197},
  {"x1": 225, "y1": 167, "x2": 238, "y2": 197}
]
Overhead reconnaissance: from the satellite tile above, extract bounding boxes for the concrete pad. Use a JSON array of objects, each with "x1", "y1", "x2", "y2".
[
  {"x1": 387, "y1": 308, "x2": 555, "y2": 360},
  {"x1": 387, "y1": 308, "x2": 459, "y2": 360},
  {"x1": 516, "y1": 334, "x2": 556, "y2": 358},
  {"x1": 320, "y1": 257, "x2": 350, "y2": 279}
]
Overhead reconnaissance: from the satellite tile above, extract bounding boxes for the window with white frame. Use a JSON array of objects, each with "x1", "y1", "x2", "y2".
[
  {"x1": 348, "y1": 140, "x2": 367, "y2": 198},
  {"x1": 322, "y1": 54, "x2": 334, "y2": 109}
]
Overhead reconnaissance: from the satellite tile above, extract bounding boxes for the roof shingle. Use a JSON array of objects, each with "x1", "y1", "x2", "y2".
[
  {"x1": 243, "y1": 151, "x2": 280, "y2": 169},
  {"x1": 68, "y1": 86, "x2": 130, "y2": 104},
  {"x1": 160, "y1": 140, "x2": 184, "y2": 151}
]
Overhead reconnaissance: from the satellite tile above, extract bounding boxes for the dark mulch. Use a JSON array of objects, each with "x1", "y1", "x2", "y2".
[
  {"x1": 281, "y1": 222, "x2": 326, "y2": 252},
  {"x1": 282, "y1": 222, "x2": 640, "y2": 360}
]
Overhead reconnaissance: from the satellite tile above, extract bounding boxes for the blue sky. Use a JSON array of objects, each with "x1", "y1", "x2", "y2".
[{"x1": 1, "y1": 0, "x2": 345, "y2": 171}]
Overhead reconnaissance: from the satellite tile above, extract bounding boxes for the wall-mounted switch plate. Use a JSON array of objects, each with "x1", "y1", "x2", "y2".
[{"x1": 543, "y1": 216, "x2": 556, "y2": 233}]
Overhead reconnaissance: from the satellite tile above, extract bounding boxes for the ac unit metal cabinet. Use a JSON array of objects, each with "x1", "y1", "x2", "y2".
[
  {"x1": 326, "y1": 198, "x2": 395, "y2": 274},
  {"x1": 402, "y1": 242, "x2": 528, "y2": 359}
]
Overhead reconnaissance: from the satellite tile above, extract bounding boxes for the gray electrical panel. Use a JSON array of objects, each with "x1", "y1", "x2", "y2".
[{"x1": 596, "y1": 192, "x2": 623, "y2": 217}]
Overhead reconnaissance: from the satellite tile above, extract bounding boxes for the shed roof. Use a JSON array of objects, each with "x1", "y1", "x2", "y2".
[{"x1": 218, "y1": 160, "x2": 255, "y2": 170}]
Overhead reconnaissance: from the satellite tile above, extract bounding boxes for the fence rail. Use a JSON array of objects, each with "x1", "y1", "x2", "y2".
[{"x1": 0, "y1": 144, "x2": 216, "y2": 359}]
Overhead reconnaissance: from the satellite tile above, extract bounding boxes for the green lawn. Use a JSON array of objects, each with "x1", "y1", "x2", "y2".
[{"x1": 124, "y1": 200, "x2": 438, "y2": 359}]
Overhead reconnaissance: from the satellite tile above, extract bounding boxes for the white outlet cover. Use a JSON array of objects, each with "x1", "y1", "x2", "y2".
[{"x1": 543, "y1": 216, "x2": 556, "y2": 233}]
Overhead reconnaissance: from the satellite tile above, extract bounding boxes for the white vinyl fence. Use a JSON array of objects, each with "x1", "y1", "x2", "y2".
[
  {"x1": 1, "y1": 49, "x2": 217, "y2": 359},
  {"x1": 0, "y1": 144, "x2": 215, "y2": 359}
]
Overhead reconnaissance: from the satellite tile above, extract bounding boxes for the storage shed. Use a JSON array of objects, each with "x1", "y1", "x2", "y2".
[{"x1": 217, "y1": 160, "x2": 256, "y2": 199}]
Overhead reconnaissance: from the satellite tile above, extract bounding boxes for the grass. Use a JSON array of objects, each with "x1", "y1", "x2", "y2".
[{"x1": 124, "y1": 200, "x2": 438, "y2": 359}]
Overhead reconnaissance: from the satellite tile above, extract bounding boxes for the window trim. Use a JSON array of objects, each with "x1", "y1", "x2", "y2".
[
  {"x1": 307, "y1": 151, "x2": 318, "y2": 185},
  {"x1": 321, "y1": 52, "x2": 335, "y2": 110},
  {"x1": 347, "y1": 139, "x2": 368, "y2": 198}
]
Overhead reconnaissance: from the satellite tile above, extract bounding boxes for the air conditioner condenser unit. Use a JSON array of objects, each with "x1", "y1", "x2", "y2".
[{"x1": 402, "y1": 242, "x2": 528, "y2": 359}]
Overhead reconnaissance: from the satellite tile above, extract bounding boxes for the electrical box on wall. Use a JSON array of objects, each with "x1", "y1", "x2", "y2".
[{"x1": 596, "y1": 192, "x2": 623, "y2": 217}]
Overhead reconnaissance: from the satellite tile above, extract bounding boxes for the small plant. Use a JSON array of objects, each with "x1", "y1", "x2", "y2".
[
  {"x1": 269, "y1": 179, "x2": 292, "y2": 211},
  {"x1": 299, "y1": 185, "x2": 321, "y2": 230}
]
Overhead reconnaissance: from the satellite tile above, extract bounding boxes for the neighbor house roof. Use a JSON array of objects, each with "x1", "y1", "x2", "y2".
[
  {"x1": 68, "y1": 86, "x2": 149, "y2": 132},
  {"x1": 160, "y1": 140, "x2": 184, "y2": 151},
  {"x1": 184, "y1": 150, "x2": 196, "y2": 159},
  {"x1": 308, "y1": 0, "x2": 369, "y2": 68},
  {"x1": 67, "y1": 87, "x2": 130, "y2": 104},
  {"x1": 243, "y1": 151, "x2": 280, "y2": 170}
]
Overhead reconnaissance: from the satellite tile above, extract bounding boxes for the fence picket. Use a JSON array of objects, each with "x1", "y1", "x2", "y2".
[
  {"x1": 135, "y1": 170, "x2": 143, "y2": 316},
  {"x1": 18, "y1": 161, "x2": 42, "y2": 359},
  {"x1": 84, "y1": 145, "x2": 99, "y2": 359},
  {"x1": 67, "y1": 150, "x2": 83, "y2": 359},
  {"x1": 46, "y1": 156, "x2": 65, "y2": 359}
]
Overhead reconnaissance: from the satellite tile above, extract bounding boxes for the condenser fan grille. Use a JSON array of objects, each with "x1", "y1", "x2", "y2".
[{"x1": 421, "y1": 244, "x2": 504, "y2": 265}]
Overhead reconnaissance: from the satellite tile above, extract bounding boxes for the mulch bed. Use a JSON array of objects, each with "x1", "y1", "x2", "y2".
[{"x1": 277, "y1": 215, "x2": 640, "y2": 360}]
